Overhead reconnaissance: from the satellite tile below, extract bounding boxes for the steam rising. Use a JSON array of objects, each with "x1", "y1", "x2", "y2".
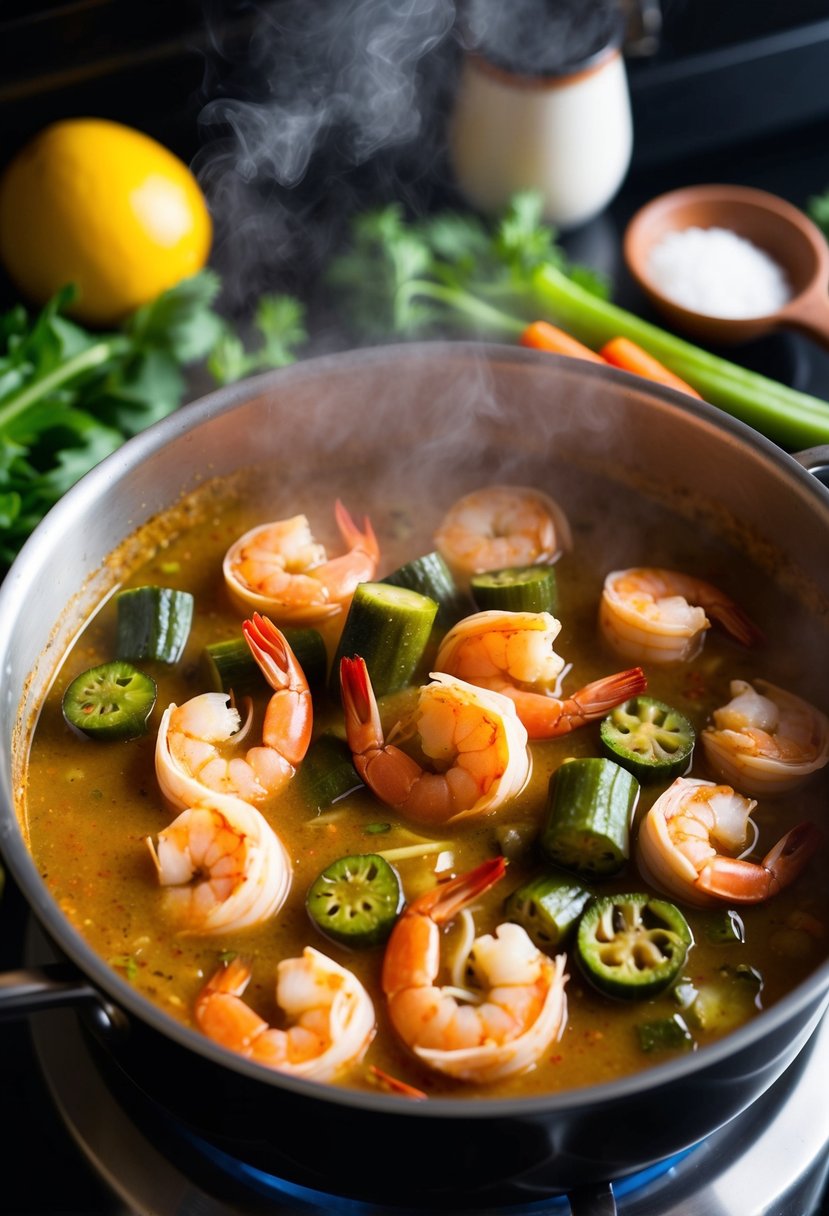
[{"x1": 194, "y1": 0, "x2": 457, "y2": 308}]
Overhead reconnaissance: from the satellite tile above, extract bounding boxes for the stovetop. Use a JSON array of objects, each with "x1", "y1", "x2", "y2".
[{"x1": 3, "y1": 9, "x2": 829, "y2": 1215}]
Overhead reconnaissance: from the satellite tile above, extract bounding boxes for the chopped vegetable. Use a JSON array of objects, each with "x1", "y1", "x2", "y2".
[
  {"x1": 0, "y1": 273, "x2": 307, "y2": 572},
  {"x1": 684, "y1": 964, "x2": 763, "y2": 1033},
  {"x1": 599, "y1": 337, "x2": 702, "y2": 399},
  {"x1": 381, "y1": 551, "x2": 471, "y2": 628},
  {"x1": 330, "y1": 581, "x2": 438, "y2": 699},
  {"x1": 520, "y1": 320, "x2": 605, "y2": 363},
  {"x1": 576, "y1": 893, "x2": 692, "y2": 1000},
  {"x1": 470, "y1": 565, "x2": 558, "y2": 614},
  {"x1": 504, "y1": 871, "x2": 591, "y2": 953},
  {"x1": 115, "y1": 585, "x2": 194, "y2": 664},
  {"x1": 299, "y1": 734, "x2": 364, "y2": 812},
  {"x1": 704, "y1": 909, "x2": 746, "y2": 945},
  {"x1": 636, "y1": 1014, "x2": 694, "y2": 1054},
  {"x1": 329, "y1": 193, "x2": 829, "y2": 449},
  {"x1": 541, "y1": 757, "x2": 638, "y2": 877},
  {"x1": 306, "y1": 853, "x2": 403, "y2": 948},
  {"x1": 62, "y1": 660, "x2": 156, "y2": 740},
  {"x1": 599, "y1": 696, "x2": 695, "y2": 783}
]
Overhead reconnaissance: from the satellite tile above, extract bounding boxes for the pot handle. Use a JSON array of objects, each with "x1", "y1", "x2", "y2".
[
  {"x1": 791, "y1": 445, "x2": 829, "y2": 489},
  {"x1": 0, "y1": 962, "x2": 128, "y2": 1038}
]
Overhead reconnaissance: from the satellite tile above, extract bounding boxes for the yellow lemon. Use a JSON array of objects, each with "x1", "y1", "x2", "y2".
[{"x1": 0, "y1": 118, "x2": 212, "y2": 327}]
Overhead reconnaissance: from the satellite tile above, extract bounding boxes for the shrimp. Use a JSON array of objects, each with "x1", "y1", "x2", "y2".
[
  {"x1": 195, "y1": 949, "x2": 375, "y2": 1082},
  {"x1": 701, "y1": 679, "x2": 829, "y2": 796},
  {"x1": 433, "y1": 485, "x2": 571, "y2": 576},
  {"x1": 156, "y1": 613, "x2": 312, "y2": 810},
  {"x1": 223, "y1": 500, "x2": 379, "y2": 625},
  {"x1": 435, "y1": 610, "x2": 646, "y2": 739},
  {"x1": 340, "y1": 658, "x2": 531, "y2": 826},
  {"x1": 145, "y1": 793, "x2": 291, "y2": 934},
  {"x1": 636, "y1": 775, "x2": 822, "y2": 908},
  {"x1": 599, "y1": 567, "x2": 762, "y2": 664},
  {"x1": 382, "y1": 857, "x2": 568, "y2": 1084}
]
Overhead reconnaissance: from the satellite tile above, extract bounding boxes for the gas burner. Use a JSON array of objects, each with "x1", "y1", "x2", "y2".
[{"x1": 29, "y1": 992, "x2": 829, "y2": 1215}]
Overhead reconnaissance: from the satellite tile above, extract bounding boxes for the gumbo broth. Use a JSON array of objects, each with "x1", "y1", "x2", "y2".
[{"x1": 22, "y1": 450, "x2": 829, "y2": 1100}]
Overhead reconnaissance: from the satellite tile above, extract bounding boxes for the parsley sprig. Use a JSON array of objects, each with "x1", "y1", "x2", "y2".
[{"x1": 0, "y1": 272, "x2": 306, "y2": 571}]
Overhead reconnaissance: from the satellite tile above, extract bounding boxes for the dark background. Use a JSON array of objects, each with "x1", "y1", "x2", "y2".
[{"x1": 1, "y1": 2, "x2": 829, "y2": 1213}]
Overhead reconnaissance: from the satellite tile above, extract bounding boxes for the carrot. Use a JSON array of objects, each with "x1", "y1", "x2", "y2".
[
  {"x1": 599, "y1": 336, "x2": 702, "y2": 398},
  {"x1": 520, "y1": 320, "x2": 605, "y2": 364}
]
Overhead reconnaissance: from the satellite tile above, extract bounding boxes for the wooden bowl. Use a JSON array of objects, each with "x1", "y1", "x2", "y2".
[{"x1": 623, "y1": 184, "x2": 829, "y2": 348}]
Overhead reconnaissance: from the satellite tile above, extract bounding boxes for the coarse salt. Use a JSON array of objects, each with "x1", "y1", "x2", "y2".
[{"x1": 646, "y1": 226, "x2": 791, "y2": 319}]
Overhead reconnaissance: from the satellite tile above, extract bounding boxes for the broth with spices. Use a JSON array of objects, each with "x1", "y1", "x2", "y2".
[{"x1": 22, "y1": 457, "x2": 829, "y2": 1098}]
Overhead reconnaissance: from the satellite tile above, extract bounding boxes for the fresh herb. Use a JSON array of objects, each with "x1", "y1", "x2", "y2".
[
  {"x1": 207, "y1": 294, "x2": 307, "y2": 385},
  {"x1": 807, "y1": 188, "x2": 829, "y2": 239},
  {"x1": 0, "y1": 273, "x2": 306, "y2": 572},
  {"x1": 109, "y1": 953, "x2": 138, "y2": 981},
  {"x1": 329, "y1": 192, "x2": 829, "y2": 449}
]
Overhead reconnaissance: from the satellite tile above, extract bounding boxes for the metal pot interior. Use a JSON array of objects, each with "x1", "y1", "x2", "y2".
[{"x1": 2, "y1": 341, "x2": 829, "y2": 1123}]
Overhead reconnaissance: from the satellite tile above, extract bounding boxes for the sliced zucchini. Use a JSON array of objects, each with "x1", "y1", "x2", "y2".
[
  {"x1": 306, "y1": 854, "x2": 403, "y2": 948},
  {"x1": 684, "y1": 964, "x2": 763, "y2": 1033},
  {"x1": 299, "y1": 733, "x2": 364, "y2": 812},
  {"x1": 203, "y1": 626, "x2": 327, "y2": 696},
  {"x1": 62, "y1": 660, "x2": 157, "y2": 741},
  {"x1": 504, "y1": 871, "x2": 591, "y2": 953},
  {"x1": 636, "y1": 1014, "x2": 694, "y2": 1054},
  {"x1": 704, "y1": 909, "x2": 746, "y2": 945},
  {"x1": 576, "y1": 893, "x2": 692, "y2": 1000},
  {"x1": 541, "y1": 757, "x2": 638, "y2": 877},
  {"x1": 471, "y1": 565, "x2": 558, "y2": 615},
  {"x1": 330, "y1": 582, "x2": 437, "y2": 700},
  {"x1": 382, "y1": 552, "x2": 471, "y2": 628},
  {"x1": 600, "y1": 696, "x2": 695, "y2": 783},
  {"x1": 115, "y1": 586, "x2": 193, "y2": 664}
]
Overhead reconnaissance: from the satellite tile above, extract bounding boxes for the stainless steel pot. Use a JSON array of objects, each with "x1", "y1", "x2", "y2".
[{"x1": 1, "y1": 343, "x2": 828, "y2": 1212}]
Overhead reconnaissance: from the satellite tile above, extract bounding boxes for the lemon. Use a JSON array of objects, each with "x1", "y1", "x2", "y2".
[{"x1": 0, "y1": 118, "x2": 212, "y2": 326}]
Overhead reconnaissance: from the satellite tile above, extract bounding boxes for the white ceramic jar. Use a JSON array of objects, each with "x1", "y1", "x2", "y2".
[{"x1": 449, "y1": 2, "x2": 633, "y2": 229}]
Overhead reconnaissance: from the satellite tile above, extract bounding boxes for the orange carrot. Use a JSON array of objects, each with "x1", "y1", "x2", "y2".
[
  {"x1": 599, "y1": 336, "x2": 703, "y2": 399},
  {"x1": 520, "y1": 320, "x2": 605, "y2": 364}
]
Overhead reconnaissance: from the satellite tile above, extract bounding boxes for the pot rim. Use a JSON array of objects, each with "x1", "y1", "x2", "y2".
[{"x1": 2, "y1": 340, "x2": 828, "y2": 1118}]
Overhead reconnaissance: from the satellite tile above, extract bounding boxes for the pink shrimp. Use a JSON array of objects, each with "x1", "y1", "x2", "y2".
[
  {"x1": 340, "y1": 657, "x2": 531, "y2": 826},
  {"x1": 156, "y1": 613, "x2": 312, "y2": 810},
  {"x1": 195, "y1": 950, "x2": 375, "y2": 1082},
  {"x1": 600, "y1": 568, "x2": 763, "y2": 664},
  {"x1": 434, "y1": 610, "x2": 646, "y2": 739},
  {"x1": 223, "y1": 500, "x2": 379, "y2": 625},
  {"x1": 637, "y1": 776, "x2": 822, "y2": 907},
  {"x1": 382, "y1": 858, "x2": 568, "y2": 1083}
]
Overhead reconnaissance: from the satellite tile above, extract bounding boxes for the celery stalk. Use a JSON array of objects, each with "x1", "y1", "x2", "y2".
[{"x1": 531, "y1": 264, "x2": 829, "y2": 450}]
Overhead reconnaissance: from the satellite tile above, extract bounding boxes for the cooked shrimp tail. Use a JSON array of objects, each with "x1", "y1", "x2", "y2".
[
  {"x1": 223, "y1": 501, "x2": 380, "y2": 625},
  {"x1": 701, "y1": 678, "x2": 829, "y2": 796},
  {"x1": 434, "y1": 485, "x2": 571, "y2": 576},
  {"x1": 146, "y1": 793, "x2": 291, "y2": 934},
  {"x1": 195, "y1": 948, "x2": 375, "y2": 1082},
  {"x1": 156, "y1": 614, "x2": 312, "y2": 809},
  {"x1": 382, "y1": 858, "x2": 568, "y2": 1084},
  {"x1": 340, "y1": 657, "x2": 531, "y2": 825},
  {"x1": 434, "y1": 610, "x2": 646, "y2": 738},
  {"x1": 600, "y1": 568, "x2": 762, "y2": 665},
  {"x1": 637, "y1": 776, "x2": 822, "y2": 907}
]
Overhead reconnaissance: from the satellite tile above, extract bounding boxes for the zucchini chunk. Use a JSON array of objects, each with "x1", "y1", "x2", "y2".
[
  {"x1": 204, "y1": 626, "x2": 327, "y2": 696},
  {"x1": 62, "y1": 660, "x2": 157, "y2": 741},
  {"x1": 299, "y1": 733, "x2": 364, "y2": 812},
  {"x1": 471, "y1": 565, "x2": 558, "y2": 614},
  {"x1": 600, "y1": 696, "x2": 695, "y2": 783},
  {"x1": 306, "y1": 853, "x2": 403, "y2": 948},
  {"x1": 115, "y1": 585, "x2": 194, "y2": 664},
  {"x1": 505, "y1": 871, "x2": 591, "y2": 953},
  {"x1": 382, "y1": 551, "x2": 471, "y2": 627},
  {"x1": 576, "y1": 893, "x2": 692, "y2": 1000},
  {"x1": 330, "y1": 581, "x2": 437, "y2": 699},
  {"x1": 541, "y1": 757, "x2": 638, "y2": 877},
  {"x1": 636, "y1": 1014, "x2": 694, "y2": 1054}
]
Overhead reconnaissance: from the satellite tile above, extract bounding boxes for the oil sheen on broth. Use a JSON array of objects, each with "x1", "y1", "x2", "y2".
[{"x1": 23, "y1": 458, "x2": 829, "y2": 1099}]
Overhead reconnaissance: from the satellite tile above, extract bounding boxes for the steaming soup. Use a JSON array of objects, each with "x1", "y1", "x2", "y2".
[{"x1": 22, "y1": 458, "x2": 829, "y2": 1099}]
